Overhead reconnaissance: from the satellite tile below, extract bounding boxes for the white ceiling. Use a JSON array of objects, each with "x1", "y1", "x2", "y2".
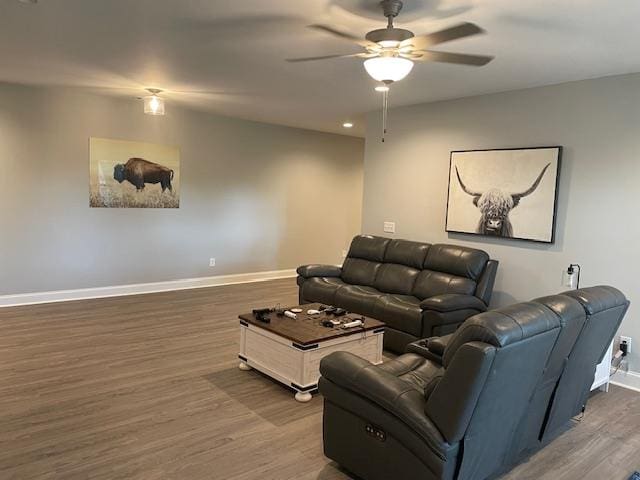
[{"x1": 2, "y1": 0, "x2": 640, "y2": 137}]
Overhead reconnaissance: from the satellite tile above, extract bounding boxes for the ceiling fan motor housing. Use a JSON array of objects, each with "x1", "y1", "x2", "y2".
[
  {"x1": 380, "y1": 0, "x2": 404, "y2": 19},
  {"x1": 366, "y1": 0, "x2": 413, "y2": 44},
  {"x1": 366, "y1": 27, "x2": 414, "y2": 44}
]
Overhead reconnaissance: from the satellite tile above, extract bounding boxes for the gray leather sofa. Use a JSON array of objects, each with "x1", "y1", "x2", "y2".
[
  {"x1": 318, "y1": 286, "x2": 629, "y2": 480},
  {"x1": 297, "y1": 235, "x2": 498, "y2": 353}
]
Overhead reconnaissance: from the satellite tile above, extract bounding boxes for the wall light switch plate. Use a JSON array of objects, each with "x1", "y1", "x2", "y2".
[
  {"x1": 209, "y1": 258, "x2": 216, "y2": 267},
  {"x1": 383, "y1": 221, "x2": 396, "y2": 234}
]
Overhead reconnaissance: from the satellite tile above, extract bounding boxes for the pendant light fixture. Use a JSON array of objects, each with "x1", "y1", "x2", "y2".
[{"x1": 143, "y1": 88, "x2": 165, "y2": 116}]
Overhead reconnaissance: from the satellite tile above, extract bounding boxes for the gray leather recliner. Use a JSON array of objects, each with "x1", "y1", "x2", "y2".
[
  {"x1": 318, "y1": 286, "x2": 629, "y2": 480},
  {"x1": 297, "y1": 235, "x2": 498, "y2": 353}
]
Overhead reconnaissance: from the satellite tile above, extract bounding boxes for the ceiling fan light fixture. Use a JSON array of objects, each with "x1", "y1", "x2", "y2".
[
  {"x1": 143, "y1": 89, "x2": 165, "y2": 116},
  {"x1": 364, "y1": 56, "x2": 413, "y2": 83},
  {"x1": 377, "y1": 40, "x2": 401, "y2": 48}
]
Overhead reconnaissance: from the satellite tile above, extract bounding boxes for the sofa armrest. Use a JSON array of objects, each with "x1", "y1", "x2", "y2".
[
  {"x1": 320, "y1": 352, "x2": 448, "y2": 450},
  {"x1": 296, "y1": 264, "x2": 342, "y2": 279},
  {"x1": 420, "y1": 294, "x2": 487, "y2": 313}
]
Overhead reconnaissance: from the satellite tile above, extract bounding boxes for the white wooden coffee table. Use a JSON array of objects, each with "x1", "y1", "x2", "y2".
[{"x1": 238, "y1": 304, "x2": 385, "y2": 402}]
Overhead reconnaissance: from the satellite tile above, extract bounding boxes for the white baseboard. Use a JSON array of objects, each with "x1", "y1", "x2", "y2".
[
  {"x1": 0, "y1": 269, "x2": 297, "y2": 308},
  {"x1": 610, "y1": 369, "x2": 640, "y2": 393}
]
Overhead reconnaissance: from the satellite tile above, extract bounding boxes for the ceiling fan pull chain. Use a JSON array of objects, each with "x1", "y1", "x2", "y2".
[
  {"x1": 382, "y1": 88, "x2": 389, "y2": 143},
  {"x1": 381, "y1": 90, "x2": 385, "y2": 142}
]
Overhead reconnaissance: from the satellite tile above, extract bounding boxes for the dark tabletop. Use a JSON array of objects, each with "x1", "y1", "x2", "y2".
[{"x1": 238, "y1": 303, "x2": 385, "y2": 346}]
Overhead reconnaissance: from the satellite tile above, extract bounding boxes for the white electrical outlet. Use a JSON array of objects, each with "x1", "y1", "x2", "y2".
[
  {"x1": 209, "y1": 258, "x2": 216, "y2": 267},
  {"x1": 620, "y1": 336, "x2": 632, "y2": 354},
  {"x1": 383, "y1": 221, "x2": 396, "y2": 233}
]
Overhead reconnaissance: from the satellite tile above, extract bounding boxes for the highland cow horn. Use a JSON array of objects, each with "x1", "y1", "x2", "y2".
[
  {"x1": 455, "y1": 166, "x2": 482, "y2": 197},
  {"x1": 512, "y1": 163, "x2": 551, "y2": 201}
]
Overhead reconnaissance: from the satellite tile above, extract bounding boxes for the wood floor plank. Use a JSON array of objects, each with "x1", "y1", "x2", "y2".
[{"x1": 0, "y1": 279, "x2": 638, "y2": 479}]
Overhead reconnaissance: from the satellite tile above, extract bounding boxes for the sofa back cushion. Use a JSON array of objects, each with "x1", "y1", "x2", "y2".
[
  {"x1": 384, "y1": 239, "x2": 431, "y2": 269},
  {"x1": 371, "y1": 239, "x2": 429, "y2": 294},
  {"x1": 508, "y1": 294, "x2": 586, "y2": 461},
  {"x1": 540, "y1": 286, "x2": 629, "y2": 440},
  {"x1": 373, "y1": 264, "x2": 420, "y2": 295},
  {"x1": 442, "y1": 302, "x2": 560, "y2": 367},
  {"x1": 412, "y1": 271, "x2": 476, "y2": 300},
  {"x1": 341, "y1": 258, "x2": 382, "y2": 287},
  {"x1": 411, "y1": 244, "x2": 489, "y2": 300},
  {"x1": 426, "y1": 301, "x2": 560, "y2": 479},
  {"x1": 341, "y1": 235, "x2": 390, "y2": 287},
  {"x1": 424, "y1": 244, "x2": 489, "y2": 281},
  {"x1": 341, "y1": 236, "x2": 491, "y2": 297},
  {"x1": 347, "y1": 235, "x2": 389, "y2": 261}
]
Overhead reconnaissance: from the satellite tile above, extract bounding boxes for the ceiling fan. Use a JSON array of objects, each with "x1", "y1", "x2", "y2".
[{"x1": 287, "y1": 0, "x2": 493, "y2": 84}]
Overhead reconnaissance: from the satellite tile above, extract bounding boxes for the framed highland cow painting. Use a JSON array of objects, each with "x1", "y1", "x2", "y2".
[
  {"x1": 89, "y1": 137, "x2": 180, "y2": 208},
  {"x1": 445, "y1": 146, "x2": 562, "y2": 243}
]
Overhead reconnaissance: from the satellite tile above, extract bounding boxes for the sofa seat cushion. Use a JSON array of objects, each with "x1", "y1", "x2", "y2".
[
  {"x1": 334, "y1": 285, "x2": 384, "y2": 317},
  {"x1": 301, "y1": 277, "x2": 346, "y2": 305},
  {"x1": 373, "y1": 294, "x2": 422, "y2": 336},
  {"x1": 378, "y1": 353, "x2": 444, "y2": 393}
]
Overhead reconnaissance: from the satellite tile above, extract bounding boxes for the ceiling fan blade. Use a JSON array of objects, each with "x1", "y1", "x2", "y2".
[
  {"x1": 402, "y1": 22, "x2": 485, "y2": 50},
  {"x1": 309, "y1": 24, "x2": 375, "y2": 48},
  {"x1": 286, "y1": 53, "x2": 370, "y2": 63},
  {"x1": 412, "y1": 50, "x2": 494, "y2": 66}
]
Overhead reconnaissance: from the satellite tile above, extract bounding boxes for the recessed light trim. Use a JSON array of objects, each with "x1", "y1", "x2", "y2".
[{"x1": 342, "y1": 122, "x2": 354, "y2": 128}]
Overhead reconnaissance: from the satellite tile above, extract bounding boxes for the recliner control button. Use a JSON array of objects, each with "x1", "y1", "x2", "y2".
[{"x1": 365, "y1": 424, "x2": 386, "y2": 442}]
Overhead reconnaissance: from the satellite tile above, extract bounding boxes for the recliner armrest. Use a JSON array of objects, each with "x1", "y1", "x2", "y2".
[
  {"x1": 427, "y1": 334, "x2": 453, "y2": 356},
  {"x1": 296, "y1": 264, "x2": 342, "y2": 278},
  {"x1": 405, "y1": 334, "x2": 453, "y2": 363},
  {"x1": 320, "y1": 352, "x2": 448, "y2": 450},
  {"x1": 406, "y1": 339, "x2": 444, "y2": 364},
  {"x1": 420, "y1": 294, "x2": 487, "y2": 313}
]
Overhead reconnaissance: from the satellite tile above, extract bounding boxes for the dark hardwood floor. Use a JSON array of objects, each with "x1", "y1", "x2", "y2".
[{"x1": 0, "y1": 278, "x2": 638, "y2": 479}]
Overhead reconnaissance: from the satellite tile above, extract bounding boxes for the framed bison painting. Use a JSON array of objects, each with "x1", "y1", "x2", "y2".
[
  {"x1": 445, "y1": 146, "x2": 562, "y2": 243},
  {"x1": 89, "y1": 137, "x2": 180, "y2": 208}
]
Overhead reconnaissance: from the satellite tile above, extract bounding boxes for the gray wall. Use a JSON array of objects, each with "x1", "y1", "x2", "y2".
[
  {"x1": 363, "y1": 73, "x2": 639, "y2": 370},
  {"x1": 0, "y1": 83, "x2": 364, "y2": 295}
]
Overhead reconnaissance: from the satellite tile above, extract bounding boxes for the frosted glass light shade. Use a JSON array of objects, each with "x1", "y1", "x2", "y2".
[
  {"x1": 364, "y1": 57, "x2": 413, "y2": 83},
  {"x1": 144, "y1": 95, "x2": 165, "y2": 115}
]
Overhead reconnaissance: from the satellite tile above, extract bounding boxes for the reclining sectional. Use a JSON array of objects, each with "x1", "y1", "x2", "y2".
[
  {"x1": 318, "y1": 286, "x2": 629, "y2": 480},
  {"x1": 297, "y1": 235, "x2": 498, "y2": 353}
]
